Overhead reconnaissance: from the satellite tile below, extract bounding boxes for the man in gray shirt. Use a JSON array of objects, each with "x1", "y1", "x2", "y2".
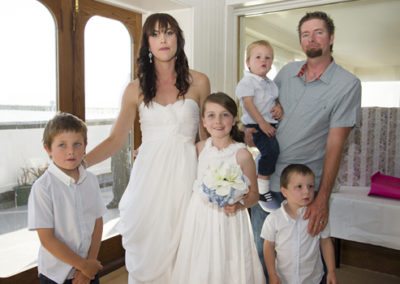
[{"x1": 250, "y1": 11, "x2": 361, "y2": 280}]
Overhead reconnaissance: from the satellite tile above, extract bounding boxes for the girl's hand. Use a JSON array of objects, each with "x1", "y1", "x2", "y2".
[{"x1": 223, "y1": 202, "x2": 243, "y2": 215}]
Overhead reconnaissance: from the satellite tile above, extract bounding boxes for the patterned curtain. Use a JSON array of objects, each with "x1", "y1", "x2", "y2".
[{"x1": 337, "y1": 107, "x2": 400, "y2": 186}]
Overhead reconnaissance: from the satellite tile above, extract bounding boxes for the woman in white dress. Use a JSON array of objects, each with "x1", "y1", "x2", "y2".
[
  {"x1": 172, "y1": 93, "x2": 265, "y2": 284},
  {"x1": 85, "y1": 13, "x2": 210, "y2": 284}
]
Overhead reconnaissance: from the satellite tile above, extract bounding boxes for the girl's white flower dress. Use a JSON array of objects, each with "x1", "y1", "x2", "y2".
[{"x1": 172, "y1": 138, "x2": 265, "y2": 284}]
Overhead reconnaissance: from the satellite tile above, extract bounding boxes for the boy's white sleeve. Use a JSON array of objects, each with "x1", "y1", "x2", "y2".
[
  {"x1": 28, "y1": 180, "x2": 54, "y2": 230},
  {"x1": 320, "y1": 221, "x2": 331, "y2": 239},
  {"x1": 235, "y1": 77, "x2": 254, "y2": 99},
  {"x1": 260, "y1": 214, "x2": 276, "y2": 242}
]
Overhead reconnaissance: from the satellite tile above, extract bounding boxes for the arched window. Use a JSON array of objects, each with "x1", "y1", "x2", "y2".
[
  {"x1": 0, "y1": 0, "x2": 56, "y2": 210},
  {"x1": 0, "y1": 0, "x2": 141, "y2": 280},
  {"x1": 84, "y1": 16, "x2": 133, "y2": 206}
]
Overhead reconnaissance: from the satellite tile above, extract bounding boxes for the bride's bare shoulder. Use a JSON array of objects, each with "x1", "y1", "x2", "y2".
[{"x1": 189, "y1": 69, "x2": 209, "y2": 86}]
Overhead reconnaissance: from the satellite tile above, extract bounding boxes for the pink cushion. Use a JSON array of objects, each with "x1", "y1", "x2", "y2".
[{"x1": 369, "y1": 172, "x2": 400, "y2": 200}]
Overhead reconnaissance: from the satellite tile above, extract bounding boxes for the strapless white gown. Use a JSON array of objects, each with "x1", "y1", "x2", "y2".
[{"x1": 118, "y1": 99, "x2": 199, "y2": 284}]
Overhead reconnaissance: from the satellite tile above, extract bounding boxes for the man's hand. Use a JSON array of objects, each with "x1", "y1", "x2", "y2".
[
  {"x1": 244, "y1": 127, "x2": 257, "y2": 147},
  {"x1": 304, "y1": 195, "x2": 329, "y2": 236}
]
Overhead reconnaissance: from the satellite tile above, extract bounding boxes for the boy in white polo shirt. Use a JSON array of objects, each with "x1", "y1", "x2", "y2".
[
  {"x1": 28, "y1": 112, "x2": 106, "y2": 284},
  {"x1": 235, "y1": 40, "x2": 281, "y2": 213},
  {"x1": 261, "y1": 164, "x2": 337, "y2": 284}
]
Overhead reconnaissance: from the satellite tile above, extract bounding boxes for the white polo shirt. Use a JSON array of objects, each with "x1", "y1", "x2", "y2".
[
  {"x1": 28, "y1": 162, "x2": 106, "y2": 283},
  {"x1": 235, "y1": 70, "x2": 279, "y2": 125},
  {"x1": 261, "y1": 200, "x2": 330, "y2": 284}
]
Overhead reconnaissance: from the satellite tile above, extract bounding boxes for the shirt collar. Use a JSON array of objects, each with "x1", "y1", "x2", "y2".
[
  {"x1": 280, "y1": 200, "x2": 307, "y2": 221},
  {"x1": 47, "y1": 161, "x2": 87, "y2": 186},
  {"x1": 244, "y1": 70, "x2": 272, "y2": 83},
  {"x1": 295, "y1": 58, "x2": 336, "y2": 84}
]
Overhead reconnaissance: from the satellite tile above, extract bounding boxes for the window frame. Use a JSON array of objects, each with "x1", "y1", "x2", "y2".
[
  {"x1": 1, "y1": 1, "x2": 142, "y2": 281},
  {"x1": 39, "y1": 0, "x2": 142, "y2": 120}
]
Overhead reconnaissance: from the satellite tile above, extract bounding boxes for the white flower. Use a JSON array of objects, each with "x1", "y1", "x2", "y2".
[{"x1": 201, "y1": 161, "x2": 249, "y2": 207}]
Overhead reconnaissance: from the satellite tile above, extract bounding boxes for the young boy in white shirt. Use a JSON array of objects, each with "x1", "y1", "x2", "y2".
[
  {"x1": 235, "y1": 40, "x2": 281, "y2": 213},
  {"x1": 28, "y1": 112, "x2": 106, "y2": 284},
  {"x1": 261, "y1": 164, "x2": 337, "y2": 284}
]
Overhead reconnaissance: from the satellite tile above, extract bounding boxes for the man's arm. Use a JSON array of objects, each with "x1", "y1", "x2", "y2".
[{"x1": 305, "y1": 127, "x2": 352, "y2": 236}]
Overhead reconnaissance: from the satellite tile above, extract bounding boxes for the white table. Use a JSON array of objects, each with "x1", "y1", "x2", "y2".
[
  {"x1": 329, "y1": 186, "x2": 400, "y2": 250},
  {"x1": 329, "y1": 186, "x2": 400, "y2": 267}
]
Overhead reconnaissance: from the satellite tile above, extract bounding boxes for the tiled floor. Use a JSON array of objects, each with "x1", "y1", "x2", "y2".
[{"x1": 101, "y1": 265, "x2": 400, "y2": 284}]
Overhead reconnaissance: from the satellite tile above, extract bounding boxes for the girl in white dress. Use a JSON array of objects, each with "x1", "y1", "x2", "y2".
[
  {"x1": 172, "y1": 93, "x2": 266, "y2": 284},
  {"x1": 85, "y1": 13, "x2": 210, "y2": 284}
]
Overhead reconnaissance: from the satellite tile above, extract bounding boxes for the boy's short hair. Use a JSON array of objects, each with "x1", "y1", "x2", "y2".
[
  {"x1": 246, "y1": 39, "x2": 274, "y2": 62},
  {"x1": 280, "y1": 164, "x2": 315, "y2": 188},
  {"x1": 43, "y1": 112, "x2": 87, "y2": 148}
]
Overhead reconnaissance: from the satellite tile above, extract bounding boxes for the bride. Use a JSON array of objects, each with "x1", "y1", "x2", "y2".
[{"x1": 85, "y1": 13, "x2": 210, "y2": 284}]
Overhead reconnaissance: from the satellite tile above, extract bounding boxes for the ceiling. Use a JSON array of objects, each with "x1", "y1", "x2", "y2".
[
  {"x1": 102, "y1": 0, "x2": 400, "y2": 72},
  {"x1": 243, "y1": 0, "x2": 400, "y2": 71},
  {"x1": 99, "y1": 0, "x2": 188, "y2": 12}
]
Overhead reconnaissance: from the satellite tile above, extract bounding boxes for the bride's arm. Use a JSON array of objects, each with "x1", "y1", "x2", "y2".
[{"x1": 191, "y1": 70, "x2": 210, "y2": 141}]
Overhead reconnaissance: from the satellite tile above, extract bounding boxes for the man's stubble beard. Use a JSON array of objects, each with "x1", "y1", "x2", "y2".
[{"x1": 306, "y1": 48, "x2": 323, "y2": 58}]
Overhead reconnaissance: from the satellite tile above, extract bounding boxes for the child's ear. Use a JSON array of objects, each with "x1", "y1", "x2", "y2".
[
  {"x1": 44, "y1": 144, "x2": 52, "y2": 157},
  {"x1": 280, "y1": 187, "x2": 288, "y2": 198}
]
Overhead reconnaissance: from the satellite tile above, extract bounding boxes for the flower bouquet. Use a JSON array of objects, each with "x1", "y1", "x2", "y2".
[{"x1": 200, "y1": 161, "x2": 249, "y2": 207}]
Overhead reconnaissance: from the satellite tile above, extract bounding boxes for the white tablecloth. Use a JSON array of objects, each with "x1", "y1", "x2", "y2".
[{"x1": 329, "y1": 186, "x2": 400, "y2": 250}]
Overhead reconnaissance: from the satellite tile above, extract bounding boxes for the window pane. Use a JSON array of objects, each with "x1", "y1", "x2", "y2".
[
  {"x1": 0, "y1": 0, "x2": 56, "y2": 123},
  {"x1": 361, "y1": 81, "x2": 400, "y2": 107},
  {"x1": 0, "y1": 0, "x2": 57, "y2": 277},
  {"x1": 84, "y1": 16, "x2": 132, "y2": 210},
  {"x1": 0, "y1": 0, "x2": 56, "y2": 208},
  {"x1": 85, "y1": 16, "x2": 131, "y2": 120}
]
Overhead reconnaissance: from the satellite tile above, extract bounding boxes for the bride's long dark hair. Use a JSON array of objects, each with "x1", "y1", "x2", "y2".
[{"x1": 137, "y1": 13, "x2": 191, "y2": 106}]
